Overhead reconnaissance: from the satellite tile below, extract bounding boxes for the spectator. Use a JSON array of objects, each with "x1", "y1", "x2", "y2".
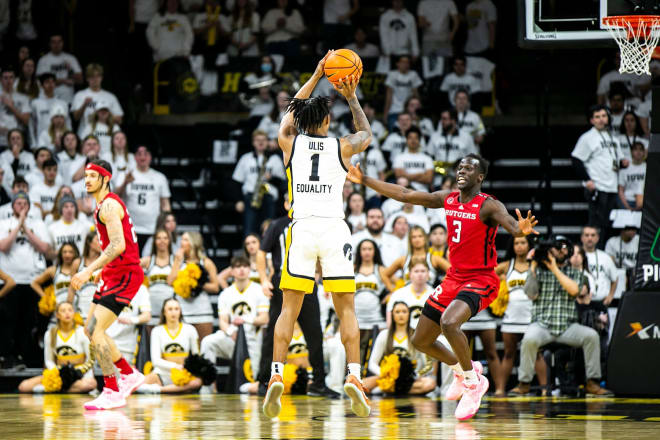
[
  {"x1": 453, "y1": 89, "x2": 486, "y2": 145},
  {"x1": 217, "y1": 233, "x2": 271, "y2": 288},
  {"x1": 28, "y1": 158, "x2": 60, "y2": 218},
  {"x1": 352, "y1": 207, "x2": 406, "y2": 267},
  {"x1": 428, "y1": 109, "x2": 477, "y2": 171},
  {"x1": 56, "y1": 131, "x2": 84, "y2": 187},
  {"x1": 43, "y1": 185, "x2": 77, "y2": 225},
  {"x1": 379, "y1": 0, "x2": 419, "y2": 60},
  {"x1": 572, "y1": 105, "x2": 629, "y2": 246},
  {"x1": 383, "y1": 55, "x2": 422, "y2": 131},
  {"x1": 30, "y1": 242, "x2": 78, "y2": 308},
  {"x1": 345, "y1": 27, "x2": 380, "y2": 59},
  {"x1": 140, "y1": 228, "x2": 176, "y2": 328},
  {"x1": 15, "y1": 58, "x2": 39, "y2": 100},
  {"x1": 385, "y1": 201, "x2": 431, "y2": 234},
  {"x1": 385, "y1": 258, "x2": 433, "y2": 328},
  {"x1": 440, "y1": 56, "x2": 482, "y2": 106},
  {"x1": 0, "y1": 176, "x2": 39, "y2": 220},
  {"x1": 71, "y1": 231, "x2": 101, "y2": 321},
  {"x1": 100, "y1": 132, "x2": 137, "y2": 189},
  {"x1": 261, "y1": 0, "x2": 305, "y2": 56},
  {"x1": 71, "y1": 136, "x2": 102, "y2": 186},
  {"x1": 257, "y1": 91, "x2": 289, "y2": 149},
  {"x1": 242, "y1": 55, "x2": 276, "y2": 87},
  {"x1": 381, "y1": 112, "x2": 414, "y2": 163},
  {"x1": 417, "y1": 0, "x2": 459, "y2": 57},
  {"x1": 618, "y1": 141, "x2": 646, "y2": 211},
  {"x1": 597, "y1": 52, "x2": 650, "y2": 106},
  {"x1": 581, "y1": 226, "x2": 619, "y2": 306},
  {"x1": 404, "y1": 97, "x2": 434, "y2": 139},
  {"x1": 79, "y1": 100, "x2": 121, "y2": 156},
  {"x1": 1, "y1": 129, "x2": 35, "y2": 176},
  {"x1": 322, "y1": 0, "x2": 360, "y2": 52},
  {"x1": 47, "y1": 195, "x2": 92, "y2": 256},
  {"x1": 605, "y1": 225, "x2": 639, "y2": 272},
  {"x1": 392, "y1": 127, "x2": 433, "y2": 192},
  {"x1": 0, "y1": 67, "x2": 31, "y2": 147},
  {"x1": 36, "y1": 104, "x2": 68, "y2": 152},
  {"x1": 191, "y1": 0, "x2": 229, "y2": 70},
  {"x1": 345, "y1": 191, "x2": 366, "y2": 232},
  {"x1": 200, "y1": 255, "x2": 269, "y2": 387},
  {"x1": 30, "y1": 73, "x2": 70, "y2": 148},
  {"x1": 116, "y1": 145, "x2": 171, "y2": 249},
  {"x1": 233, "y1": 130, "x2": 286, "y2": 236},
  {"x1": 464, "y1": 0, "x2": 497, "y2": 58},
  {"x1": 71, "y1": 64, "x2": 124, "y2": 139},
  {"x1": 141, "y1": 211, "x2": 181, "y2": 258},
  {"x1": 226, "y1": 0, "x2": 261, "y2": 56},
  {"x1": 388, "y1": 215, "x2": 409, "y2": 251},
  {"x1": 146, "y1": 0, "x2": 194, "y2": 62},
  {"x1": 617, "y1": 111, "x2": 648, "y2": 160},
  {"x1": 510, "y1": 238, "x2": 612, "y2": 396},
  {"x1": 25, "y1": 147, "x2": 62, "y2": 190},
  {"x1": 0, "y1": 191, "x2": 50, "y2": 368},
  {"x1": 350, "y1": 150, "x2": 387, "y2": 209},
  {"x1": 35, "y1": 34, "x2": 82, "y2": 104},
  {"x1": 608, "y1": 90, "x2": 627, "y2": 129}
]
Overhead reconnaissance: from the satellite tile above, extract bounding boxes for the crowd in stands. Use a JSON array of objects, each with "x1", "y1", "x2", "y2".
[{"x1": 0, "y1": 0, "x2": 650, "y2": 398}]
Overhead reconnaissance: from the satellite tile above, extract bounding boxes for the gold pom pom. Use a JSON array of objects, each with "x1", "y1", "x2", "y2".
[
  {"x1": 282, "y1": 363, "x2": 298, "y2": 394},
  {"x1": 143, "y1": 361, "x2": 153, "y2": 375},
  {"x1": 489, "y1": 280, "x2": 509, "y2": 317},
  {"x1": 173, "y1": 263, "x2": 203, "y2": 298},
  {"x1": 38, "y1": 285, "x2": 56, "y2": 316},
  {"x1": 42, "y1": 367, "x2": 63, "y2": 392},
  {"x1": 171, "y1": 367, "x2": 193, "y2": 386},
  {"x1": 73, "y1": 312, "x2": 84, "y2": 326},
  {"x1": 376, "y1": 354, "x2": 401, "y2": 393}
]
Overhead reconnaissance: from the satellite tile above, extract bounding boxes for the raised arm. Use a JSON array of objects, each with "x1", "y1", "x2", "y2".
[
  {"x1": 347, "y1": 163, "x2": 447, "y2": 209},
  {"x1": 481, "y1": 199, "x2": 539, "y2": 237},
  {"x1": 336, "y1": 75, "x2": 372, "y2": 157}
]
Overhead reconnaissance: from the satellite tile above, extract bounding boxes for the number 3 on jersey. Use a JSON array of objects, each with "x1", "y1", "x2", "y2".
[{"x1": 452, "y1": 220, "x2": 462, "y2": 243}]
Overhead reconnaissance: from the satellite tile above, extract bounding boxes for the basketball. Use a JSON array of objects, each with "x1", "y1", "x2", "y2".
[{"x1": 324, "y1": 49, "x2": 363, "y2": 85}]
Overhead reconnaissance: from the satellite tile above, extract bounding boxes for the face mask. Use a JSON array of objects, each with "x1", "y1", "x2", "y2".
[{"x1": 261, "y1": 64, "x2": 272, "y2": 73}]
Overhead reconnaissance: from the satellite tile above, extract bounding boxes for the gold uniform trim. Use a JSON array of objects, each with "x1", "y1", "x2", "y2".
[{"x1": 279, "y1": 223, "x2": 315, "y2": 294}]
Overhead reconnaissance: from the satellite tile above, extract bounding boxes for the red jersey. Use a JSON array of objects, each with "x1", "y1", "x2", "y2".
[
  {"x1": 444, "y1": 191, "x2": 498, "y2": 271},
  {"x1": 94, "y1": 192, "x2": 141, "y2": 269}
]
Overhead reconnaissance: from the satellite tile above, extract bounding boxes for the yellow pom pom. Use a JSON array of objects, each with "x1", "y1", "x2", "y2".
[
  {"x1": 376, "y1": 354, "x2": 401, "y2": 393},
  {"x1": 73, "y1": 312, "x2": 84, "y2": 326},
  {"x1": 38, "y1": 285, "x2": 56, "y2": 316},
  {"x1": 489, "y1": 280, "x2": 510, "y2": 317},
  {"x1": 186, "y1": 263, "x2": 202, "y2": 279},
  {"x1": 282, "y1": 363, "x2": 298, "y2": 394},
  {"x1": 42, "y1": 367, "x2": 63, "y2": 392},
  {"x1": 143, "y1": 361, "x2": 153, "y2": 375},
  {"x1": 171, "y1": 367, "x2": 193, "y2": 386}
]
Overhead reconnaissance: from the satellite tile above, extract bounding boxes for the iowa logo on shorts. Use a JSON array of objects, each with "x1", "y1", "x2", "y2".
[{"x1": 343, "y1": 243, "x2": 352, "y2": 261}]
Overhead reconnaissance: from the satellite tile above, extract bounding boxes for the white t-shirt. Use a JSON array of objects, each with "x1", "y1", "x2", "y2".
[
  {"x1": 440, "y1": 72, "x2": 482, "y2": 104},
  {"x1": 35, "y1": 52, "x2": 82, "y2": 103},
  {"x1": 571, "y1": 127, "x2": 625, "y2": 193},
  {"x1": 616, "y1": 134, "x2": 648, "y2": 160},
  {"x1": 146, "y1": 12, "x2": 194, "y2": 61},
  {"x1": 29, "y1": 182, "x2": 61, "y2": 214},
  {"x1": 232, "y1": 152, "x2": 286, "y2": 200},
  {"x1": 428, "y1": 129, "x2": 477, "y2": 164},
  {"x1": 585, "y1": 249, "x2": 619, "y2": 302},
  {"x1": 0, "y1": 91, "x2": 31, "y2": 146},
  {"x1": 0, "y1": 202, "x2": 41, "y2": 221},
  {"x1": 71, "y1": 88, "x2": 124, "y2": 138},
  {"x1": 455, "y1": 110, "x2": 486, "y2": 139},
  {"x1": 25, "y1": 168, "x2": 64, "y2": 191},
  {"x1": 56, "y1": 151, "x2": 86, "y2": 187},
  {"x1": 464, "y1": 0, "x2": 497, "y2": 54},
  {"x1": 417, "y1": 0, "x2": 458, "y2": 42},
  {"x1": 0, "y1": 216, "x2": 48, "y2": 283},
  {"x1": 351, "y1": 230, "x2": 406, "y2": 267},
  {"x1": 618, "y1": 162, "x2": 646, "y2": 201},
  {"x1": 0, "y1": 149, "x2": 36, "y2": 177},
  {"x1": 100, "y1": 152, "x2": 137, "y2": 189},
  {"x1": 48, "y1": 217, "x2": 93, "y2": 255},
  {"x1": 392, "y1": 151, "x2": 434, "y2": 192},
  {"x1": 381, "y1": 199, "x2": 426, "y2": 220},
  {"x1": 30, "y1": 96, "x2": 70, "y2": 145},
  {"x1": 386, "y1": 284, "x2": 433, "y2": 329},
  {"x1": 80, "y1": 122, "x2": 120, "y2": 157},
  {"x1": 605, "y1": 235, "x2": 639, "y2": 270},
  {"x1": 597, "y1": 69, "x2": 648, "y2": 98},
  {"x1": 106, "y1": 285, "x2": 151, "y2": 354},
  {"x1": 381, "y1": 132, "x2": 408, "y2": 161},
  {"x1": 379, "y1": 8, "x2": 420, "y2": 56},
  {"x1": 125, "y1": 168, "x2": 171, "y2": 234},
  {"x1": 218, "y1": 281, "x2": 269, "y2": 338},
  {"x1": 350, "y1": 147, "x2": 387, "y2": 199},
  {"x1": 384, "y1": 70, "x2": 423, "y2": 115}
]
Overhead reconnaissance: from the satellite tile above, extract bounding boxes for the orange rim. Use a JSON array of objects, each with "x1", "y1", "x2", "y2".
[{"x1": 603, "y1": 15, "x2": 660, "y2": 37}]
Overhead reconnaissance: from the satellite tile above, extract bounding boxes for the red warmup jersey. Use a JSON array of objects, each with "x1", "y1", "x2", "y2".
[
  {"x1": 444, "y1": 191, "x2": 498, "y2": 271},
  {"x1": 94, "y1": 192, "x2": 141, "y2": 269}
]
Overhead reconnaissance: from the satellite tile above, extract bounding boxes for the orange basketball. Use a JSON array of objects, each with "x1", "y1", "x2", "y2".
[{"x1": 324, "y1": 49, "x2": 363, "y2": 85}]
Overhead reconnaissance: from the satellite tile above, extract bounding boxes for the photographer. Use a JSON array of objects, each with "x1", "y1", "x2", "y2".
[{"x1": 510, "y1": 237, "x2": 612, "y2": 396}]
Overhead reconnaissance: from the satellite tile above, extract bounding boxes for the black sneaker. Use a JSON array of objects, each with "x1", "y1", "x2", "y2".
[{"x1": 307, "y1": 383, "x2": 340, "y2": 399}]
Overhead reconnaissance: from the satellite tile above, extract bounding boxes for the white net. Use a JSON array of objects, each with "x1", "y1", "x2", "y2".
[{"x1": 603, "y1": 16, "x2": 660, "y2": 75}]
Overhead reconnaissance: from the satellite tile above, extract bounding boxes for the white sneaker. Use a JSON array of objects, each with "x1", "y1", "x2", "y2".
[
  {"x1": 118, "y1": 368, "x2": 145, "y2": 399},
  {"x1": 455, "y1": 373, "x2": 489, "y2": 421},
  {"x1": 83, "y1": 388, "x2": 126, "y2": 411}
]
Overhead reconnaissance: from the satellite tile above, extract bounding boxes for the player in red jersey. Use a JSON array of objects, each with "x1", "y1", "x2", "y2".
[
  {"x1": 70, "y1": 159, "x2": 146, "y2": 410},
  {"x1": 348, "y1": 154, "x2": 538, "y2": 420}
]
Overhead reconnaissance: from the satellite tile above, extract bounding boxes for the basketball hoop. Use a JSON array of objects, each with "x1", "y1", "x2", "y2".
[{"x1": 602, "y1": 15, "x2": 660, "y2": 75}]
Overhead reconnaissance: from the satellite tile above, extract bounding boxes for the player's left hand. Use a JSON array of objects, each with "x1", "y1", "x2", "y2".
[
  {"x1": 333, "y1": 74, "x2": 358, "y2": 99},
  {"x1": 346, "y1": 163, "x2": 363, "y2": 184},
  {"x1": 71, "y1": 269, "x2": 93, "y2": 290},
  {"x1": 314, "y1": 50, "x2": 334, "y2": 78},
  {"x1": 516, "y1": 209, "x2": 539, "y2": 236}
]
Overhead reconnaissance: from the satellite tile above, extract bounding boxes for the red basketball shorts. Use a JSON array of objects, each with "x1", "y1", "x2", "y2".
[{"x1": 93, "y1": 264, "x2": 144, "y2": 316}]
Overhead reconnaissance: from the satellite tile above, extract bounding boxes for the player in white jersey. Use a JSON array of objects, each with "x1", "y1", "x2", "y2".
[
  {"x1": 105, "y1": 285, "x2": 151, "y2": 364},
  {"x1": 141, "y1": 228, "x2": 175, "y2": 326},
  {"x1": 71, "y1": 231, "x2": 101, "y2": 320},
  {"x1": 263, "y1": 52, "x2": 373, "y2": 419}
]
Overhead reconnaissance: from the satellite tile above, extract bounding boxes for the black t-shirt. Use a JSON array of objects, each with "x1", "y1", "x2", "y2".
[{"x1": 260, "y1": 215, "x2": 291, "y2": 276}]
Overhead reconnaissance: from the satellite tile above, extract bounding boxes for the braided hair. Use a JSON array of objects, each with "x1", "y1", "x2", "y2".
[{"x1": 285, "y1": 96, "x2": 331, "y2": 134}]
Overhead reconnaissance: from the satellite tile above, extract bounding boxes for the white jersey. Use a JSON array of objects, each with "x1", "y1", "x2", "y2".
[
  {"x1": 29, "y1": 182, "x2": 60, "y2": 214},
  {"x1": 386, "y1": 284, "x2": 433, "y2": 329},
  {"x1": 288, "y1": 134, "x2": 347, "y2": 220},
  {"x1": 35, "y1": 52, "x2": 82, "y2": 103},
  {"x1": 53, "y1": 266, "x2": 73, "y2": 305},
  {"x1": 355, "y1": 266, "x2": 386, "y2": 329},
  {"x1": 501, "y1": 260, "x2": 532, "y2": 334},
  {"x1": 106, "y1": 285, "x2": 151, "y2": 355},
  {"x1": 145, "y1": 255, "x2": 175, "y2": 325},
  {"x1": 48, "y1": 218, "x2": 92, "y2": 255},
  {"x1": 218, "y1": 281, "x2": 269, "y2": 324},
  {"x1": 30, "y1": 96, "x2": 71, "y2": 145},
  {"x1": 150, "y1": 322, "x2": 199, "y2": 376},
  {"x1": 74, "y1": 258, "x2": 97, "y2": 319},
  {"x1": 43, "y1": 325, "x2": 90, "y2": 369},
  {"x1": 124, "y1": 168, "x2": 171, "y2": 234},
  {"x1": 0, "y1": 216, "x2": 48, "y2": 283},
  {"x1": 71, "y1": 88, "x2": 123, "y2": 137}
]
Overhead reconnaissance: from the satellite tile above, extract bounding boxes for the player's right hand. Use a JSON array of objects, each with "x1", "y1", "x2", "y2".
[
  {"x1": 333, "y1": 74, "x2": 358, "y2": 99},
  {"x1": 261, "y1": 280, "x2": 274, "y2": 299},
  {"x1": 347, "y1": 163, "x2": 363, "y2": 184}
]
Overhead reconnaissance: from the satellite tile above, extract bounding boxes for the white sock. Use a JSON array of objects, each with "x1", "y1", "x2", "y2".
[
  {"x1": 239, "y1": 383, "x2": 251, "y2": 394},
  {"x1": 463, "y1": 368, "x2": 478, "y2": 386},
  {"x1": 347, "y1": 363, "x2": 361, "y2": 381},
  {"x1": 449, "y1": 363, "x2": 463, "y2": 376},
  {"x1": 271, "y1": 362, "x2": 284, "y2": 378},
  {"x1": 33, "y1": 384, "x2": 45, "y2": 393}
]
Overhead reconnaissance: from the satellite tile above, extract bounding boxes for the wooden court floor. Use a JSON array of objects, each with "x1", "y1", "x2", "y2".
[{"x1": 3, "y1": 393, "x2": 660, "y2": 439}]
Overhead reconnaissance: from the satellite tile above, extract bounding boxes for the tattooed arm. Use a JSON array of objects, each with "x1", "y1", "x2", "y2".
[{"x1": 338, "y1": 76, "x2": 372, "y2": 158}]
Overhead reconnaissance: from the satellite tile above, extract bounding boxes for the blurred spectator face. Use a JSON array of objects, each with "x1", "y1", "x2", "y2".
[
  {"x1": 9, "y1": 130, "x2": 24, "y2": 150},
  {"x1": 590, "y1": 109, "x2": 609, "y2": 130},
  {"x1": 87, "y1": 71, "x2": 103, "y2": 89},
  {"x1": 581, "y1": 227, "x2": 599, "y2": 251},
  {"x1": 253, "y1": 133, "x2": 268, "y2": 154},
  {"x1": 12, "y1": 198, "x2": 28, "y2": 216},
  {"x1": 44, "y1": 165, "x2": 58, "y2": 183},
  {"x1": 1, "y1": 71, "x2": 15, "y2": 91},
  {"x1": 622, "y1": 228, "x2": 637, "y2": 242},
  {"x1": 440, "y1": 111, "x2": 456, "y2": 132},
  {"x1": 623, "y1": 113, "x2": 637, "y2": 133},
  {"x1": 112, "y1": 132, "x2": 127, "y2": 153},
  {"x1": 63, "y1": 133, "x2": 79, "y2": 155},
  {"x1": 363, "y1": 103, "x2": 375, "y2": 120},
  {"x1": 35, "y1": 149, "x2": 52, "y2": 168},
  {"x1": 366, "y1": 209, "x2": 385, "y2": 234},
  {"x1": 359, "y1": 240, "x2": 375, "y2": 262},
  {"x1": 163, "y1": 300, "x2": 182, "y2": 323},
  {"x1": 135, "y1": 146, "x2": 152, "y2": 168},
  {"x1": 397, "y1": 56, "x2": 411, "y2": 73},
  {"x1": 406, "y1": 131, "x2": 420, "y2": 152},
  {"x1": 430, "y1": 226, "x2": 446, "y2": 248},
  {"x1": 348, "y1": 193, "x2": 364, "y2": 214},
  {"x1": 258, "y1": 87, "x2": 270, "y2": 101},
  {"x1": 164, "y1": 214, "x2": 177, "y2": 232},
  {"x1": 410, "y1": 227, "x2": 425, "y2": 249},
  {"x1": 18, "y1": 46, "x2": 29, "y2": 63},
  {"x1": 62, "y1": 202, "x2": 76, "y2": 222},
  {"x1": 167, "y1": 0, "x2": 179, "y2": 13},
  {"x1": 261, "y1": 56, "x2": 274, "y2": 74},
  {"x1": 513, "y1": 236, "x2": 530, "y2": 257},
  {"x1": 96, "y1": 108, "x2": 110, "y2": 122},
  {"x1": 82, "y1": 138, "x2": 100, "y2": 157},
  {"x1": 398, "y1": 113, "x2": 412, "y2": 132},
  {"x1": 354, "y1": 28, "x2": 367, "y2": 45},
  {"x1": 631, "y1": 143, "x2": 645, "y2": 162},
  {"x1": 52, "y1": 115, "x2": 66, "y2": 129},
  {"x1": 569, "y1": 244, "x2": 583, "y2": 269},
  {"x1": 155, "y1": 230, "x2": 171, "y2": 252},
  {"x1": 396, "y1": 176, "x2": 409, "y2": 187},
  {"x1": 392, "y1": 0, "x2": 403, "y2": 10},
  {"x1": 393, "y1": 216, "x2": 409, "y2": 238},
  {"x1": 276, "y1": 91, "x2": 289, "y2": 110},
  {"x1": 409, "y1": 263, "x2": 429, "y2": 285},
  {"x1": 244, "y1": 235, "x2": 260, "y2": 255},
  {"x1": 22, "y1": 59, "x2": 34, "y2": 78},
  {"x1": 232, "y1": 263, "x2": 251, "y2": 281},
  {"x1": 392, "y1": 302, "x2": 410, "y2": 326},
  {"x1": 453, "y1": 58, "x2": 466, "y2": 75},
  {"x1": 609, "y1": 94, "x2": 625, "y2": 112},
  {"x1": 343, "y1": 180, "x2": 353, "y2": 199},
  {"x1": 42, "y1": 76, "x2": 56, "y2": 95},
  {"x1": 406, "y1": 98, "x2": 421, "y2": 115},
  {"x1": 50, "y1": 35, "x2": 64, "y2": 54},
  {"x1": 454, "y1": 91, "x2": 469, "y2": 111},
  {"x1": 12, "y1": 181, "x2": 28, "y2": 194}
]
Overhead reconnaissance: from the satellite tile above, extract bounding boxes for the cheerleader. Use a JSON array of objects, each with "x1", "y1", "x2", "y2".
[
  {"x1": 141, "y1": 228, "x2": 175, "y2": 329},
  {"x1": 141, "y1": 298, "x2": 202, "y2": 393},
  {"x1": 494, "y1": 236, "x2": 546, "y2": 397},
  {"x1": 140, "y1": 211, "x2": 181, "y2": 258},
  {"x1": 386, "y1": 258, "x2": 434, "y2": 329},
  {"x1": 30, "y1": 242, "x2": 79, "y2": 310},
  {"x1": 70, "y1": 231, "x2": 101, "y2": 320},
  {"x1": 18, "y1": 301, "x2": 97, "y2": 393},
  {"x1": 363, "y1": 302, "x2": 435, "y2": 395},
  {"x1": 353, "y1": 239, "x2": 393, "y2": 364},
  {"x1": 218, "y1": 233, "x2": 269, "y2": 288},
  {"x1": 167, "y1": 231, "x2": 219, "y2": 341}
]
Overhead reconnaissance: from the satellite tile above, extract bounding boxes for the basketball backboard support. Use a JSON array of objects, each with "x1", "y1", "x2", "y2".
[{"x1": 518, "y1": 0, "x2": 647, "y2": 48}]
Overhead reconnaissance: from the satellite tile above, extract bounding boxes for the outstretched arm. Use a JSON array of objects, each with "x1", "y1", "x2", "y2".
[
  {"x1": 347, "y1": 163, "x2": 447, "y2": 209},
  {"x1": 482, "y1": 199, "x2": 539, "y2": 237},
  {"x1": 337, "y1": 76, "x2": 372, "y2": 155}
]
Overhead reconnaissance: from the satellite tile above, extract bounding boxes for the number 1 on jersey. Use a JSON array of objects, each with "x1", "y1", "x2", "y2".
[
  {"x1": 309, "y1": 153, "x2": 320, "y2": 181},
  {"x1": 452, "y1": 220, "x2": 462, "y2": 243}
]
